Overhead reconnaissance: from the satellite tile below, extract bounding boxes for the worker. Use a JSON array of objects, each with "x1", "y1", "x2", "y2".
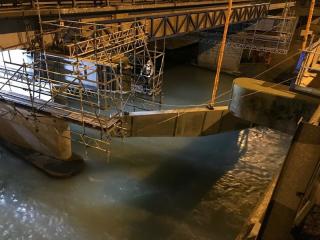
[{"x1": 140, "y1": 59, "x2": 154, "y2": 94}]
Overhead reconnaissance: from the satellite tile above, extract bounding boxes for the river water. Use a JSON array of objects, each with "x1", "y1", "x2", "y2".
[{"x1": 0, "y1": 64, "x2": 291, "y2": 240}]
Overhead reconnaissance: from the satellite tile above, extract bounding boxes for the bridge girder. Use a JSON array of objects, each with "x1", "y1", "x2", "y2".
[
  {"x1": 0, "y1": 2, "x2": 271, "y2": 49},
  {"x1": 122, "y1": 3, "x2": 269, "y2": 39}
]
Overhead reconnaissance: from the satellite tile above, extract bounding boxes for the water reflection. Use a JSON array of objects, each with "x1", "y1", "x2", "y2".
[{"x1": 0, "y1": 128, "x2": 290, "y2": 240}]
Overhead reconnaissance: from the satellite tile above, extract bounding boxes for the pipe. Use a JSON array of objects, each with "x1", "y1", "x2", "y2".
[
  {"x1": 209, "y1": 0, "x2": 233, "y2": 107},
  {"x1": 302, "y1": 0, "x2": 315, "y2": 51}
]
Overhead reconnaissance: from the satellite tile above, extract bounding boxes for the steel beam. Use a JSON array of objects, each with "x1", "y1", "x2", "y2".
[
  {"x1": 99, "y1": 3, "x2": 269, "y2": 39},
  {"x1": 38, "y1": 2, "x2": 270, "y2": 40}
]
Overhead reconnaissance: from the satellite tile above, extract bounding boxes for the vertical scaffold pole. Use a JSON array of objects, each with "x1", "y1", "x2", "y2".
[
  {"x1": 209, "y1": 0, "x2": 233, "y2": 108},
  {"x1": 302, "y1": 0, "x2": 315, "y2": 51}
]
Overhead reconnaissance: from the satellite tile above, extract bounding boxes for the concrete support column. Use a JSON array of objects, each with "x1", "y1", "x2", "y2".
[
  {"x1": 0, "y1": 102, "x2": 72, "y2": 160},
  {"x1": 230, "y1": 78, "x2": 319, "y2": 134},
  {"x1": 197, "y1": 41, "x2": 243, "y2": 74}
]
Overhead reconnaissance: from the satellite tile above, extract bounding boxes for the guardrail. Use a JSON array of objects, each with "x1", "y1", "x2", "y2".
[{"x1": 0, "y1": 0, "x2": 257, "y2": 8}]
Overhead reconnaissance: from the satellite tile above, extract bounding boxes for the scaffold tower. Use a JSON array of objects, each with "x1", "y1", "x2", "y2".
[{"x1": 0, "y1": 8, "x2": 165, "y2": 154}]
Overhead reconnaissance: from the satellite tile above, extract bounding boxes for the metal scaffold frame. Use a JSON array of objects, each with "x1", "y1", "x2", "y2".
[
  {"x1": 229, "y1": 0, "x2": 297, "y2": 54},
  {"x1": 228, "y1": 14, "x2": 297, "y2": 54},
  {"x1": 201, "y1": 1, "x2": 297, "y2": 55},
  {"x1": 0, "y1": 9, "x2": 165, "y2": 153}
]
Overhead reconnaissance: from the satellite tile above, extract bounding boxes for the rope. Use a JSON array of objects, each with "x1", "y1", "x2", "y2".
[
  {"x1": 133, "y1": 75, "x2": 295, "y2": 134},
  {"x1": 130, "y1": 48, "x2": 301, "y2": 109}
]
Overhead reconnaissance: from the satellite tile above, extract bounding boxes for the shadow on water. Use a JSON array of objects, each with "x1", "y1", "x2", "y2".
[
  {"x1": 128, "y1": 132, "x2": 243, "y2": 216},
  {"x1": 51, "y1": 130, "x2": 247, "y2": 240},
  {"x1": 45, "y1": 130, "x2": 246, "y2": 240},
  {"x1": 0, "y1": 125, "x2": 290, "y2": 240},
  {"x1": 114, "y1": 131, "x2": 246, "y2": 240}
]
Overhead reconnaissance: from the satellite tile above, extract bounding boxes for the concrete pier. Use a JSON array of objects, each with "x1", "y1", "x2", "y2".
[
  {"x1": 0, "y1": 101, "x2": 83, "y2": 177},
  {"x1": 230, "y1": 78, "x2": 320, "y2": 134},
  {"x1": 197, "y1": 42, "x2": 243, "y2": 74},
  {"x1": 0, "y1": 102, "x2": 72, "y2": 160}
]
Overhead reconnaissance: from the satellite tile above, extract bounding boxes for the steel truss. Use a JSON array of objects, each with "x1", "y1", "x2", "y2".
[{"x1": 101, "y1": 2, "x2": 269, "y2": 39}]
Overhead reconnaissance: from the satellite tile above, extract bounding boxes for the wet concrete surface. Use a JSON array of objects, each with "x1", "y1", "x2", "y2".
[{"x1": 0, "y1": 64, "x2": 291, "y2": 240}]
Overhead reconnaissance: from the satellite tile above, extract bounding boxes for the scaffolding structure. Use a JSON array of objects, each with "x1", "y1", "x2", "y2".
[
  {"x1": 227, "y1": 15, "x2": 297, "y2": 54},
  {"x1": 228, "y1": 1, "x2": 297, "y2": 54},
  {"x1": 0, "y1": 14, "x2": 165, "y2": 153},
  {"x1": 201, "y1": 2, "x2": 297, "y2": 55}
]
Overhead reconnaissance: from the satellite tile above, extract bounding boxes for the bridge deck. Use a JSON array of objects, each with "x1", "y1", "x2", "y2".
[{"x1": 0, "y1": 0, "x2": 253, "y2": 18}]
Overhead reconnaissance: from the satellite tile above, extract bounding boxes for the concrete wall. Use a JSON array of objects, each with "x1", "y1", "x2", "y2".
[
  {"x1": 258, "y1": 122, "x2": 320, "y2": 240},
  {"x1": 197, "y1": 42, "x2": 243, "y2": 74},
  {"x1": 124, "y1": 106, "x2": 250, "y2": 137}
]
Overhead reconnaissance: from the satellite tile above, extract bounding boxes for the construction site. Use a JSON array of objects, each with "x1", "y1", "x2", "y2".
[{"x1": 0, "y1": 0, "x2": 319, "y2": 239}]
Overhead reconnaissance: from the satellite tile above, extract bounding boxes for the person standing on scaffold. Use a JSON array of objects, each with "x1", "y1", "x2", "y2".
[{"x1": 140, "y1": 59, "x2": 154, "y2": 95}]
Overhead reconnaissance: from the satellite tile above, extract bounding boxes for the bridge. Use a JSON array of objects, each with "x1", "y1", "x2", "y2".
[{"x1": 0, "y1": 0, "x2": 291, "y2": 49}]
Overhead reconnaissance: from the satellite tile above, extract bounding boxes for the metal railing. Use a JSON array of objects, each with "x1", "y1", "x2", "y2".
[{"x1": 0, "y1": 0, "x2": 257, "y2": 8}]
